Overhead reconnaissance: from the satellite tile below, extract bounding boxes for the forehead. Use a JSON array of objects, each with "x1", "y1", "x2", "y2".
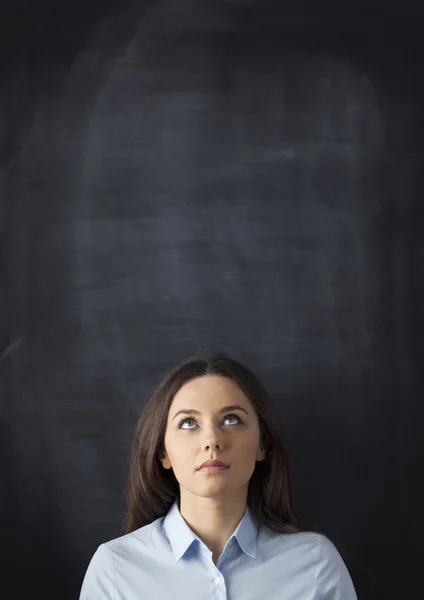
[{"x1": 171, "y1": 375, "x2": 249, "y2": 408}]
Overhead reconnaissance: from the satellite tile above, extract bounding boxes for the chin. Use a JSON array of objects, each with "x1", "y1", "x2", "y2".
[{"x1": 188, "y1": 485, "x2": 229, "y2": 499}]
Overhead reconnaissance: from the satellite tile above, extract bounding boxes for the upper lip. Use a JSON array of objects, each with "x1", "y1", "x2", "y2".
[{"x1": 197, "y1": 459, "x2": 229, "y2": 470}]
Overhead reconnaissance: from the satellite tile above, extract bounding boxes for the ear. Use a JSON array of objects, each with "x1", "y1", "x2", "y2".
[
  {"x1": 256, "y1": 446, "x2": 266, "y2": 462},
  {"x1": 160, "y1": 453, "x2": 172, "y2": 470}
]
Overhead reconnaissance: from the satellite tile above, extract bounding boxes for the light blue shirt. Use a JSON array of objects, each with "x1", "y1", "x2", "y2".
[{"x1": 79, "y1": 498, "x2": 358, "y2": 599}]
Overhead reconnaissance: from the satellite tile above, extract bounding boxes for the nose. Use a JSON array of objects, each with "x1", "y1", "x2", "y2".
[
  {"x1": 203, "y1": 441, "x2": 221, "y2": 451},
  {"x1": 201, "y1": 424, "x2": 224, "y2": 452}
]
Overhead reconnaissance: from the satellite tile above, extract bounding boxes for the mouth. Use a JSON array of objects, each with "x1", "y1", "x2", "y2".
[
  {"x1": 197, "y1": 460, "x2": 230, "y2": 472},
  {"x1": 197, "y1": 465, "x2": 229, "y2": 473}
]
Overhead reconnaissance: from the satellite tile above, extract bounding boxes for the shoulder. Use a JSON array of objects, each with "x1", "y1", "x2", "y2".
[
  {"x1": 80, "y1": 518, "x2": 165, "y2": 599},
  {"x1": 312, "y1": 532, "x2": 345, "y2": 561},
  {"x1": 276, "y1": 531, "x2": 352, "y2": 577},
  {"x1": 310, "y1": 533, "x2": 358, "y2": 599},
  {"x1": 269, "y1": 529, "x2": 348, "y2": 566},
  {"x1": 259, "y1": 526, "x2": 321, "y2": 556},
  {"x1": 103, "y1": 517, "x2": 164, "y2": 558},
  {"x1": 79, "y1": 543, "x2": 116, "y2": 600},
  {"x1": 259, "y1": 529, "x2": 357, "y2": 599}
]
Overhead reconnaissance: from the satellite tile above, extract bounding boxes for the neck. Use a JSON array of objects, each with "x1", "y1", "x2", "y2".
[{"x1": 179, "y1": 491, "x2": 248, "y2": 563}]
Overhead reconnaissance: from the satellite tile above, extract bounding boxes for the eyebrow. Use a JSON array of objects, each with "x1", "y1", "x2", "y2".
[{"x1": 172, "y1": 404, "x2": 249, "y2": 421}]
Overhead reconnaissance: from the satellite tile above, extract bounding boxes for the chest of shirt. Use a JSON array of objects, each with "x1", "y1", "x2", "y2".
[{"x1": 113, "y1": 544, "x2": 319, "y2": 600}]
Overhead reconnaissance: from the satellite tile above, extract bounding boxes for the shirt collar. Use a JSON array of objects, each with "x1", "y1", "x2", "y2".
[{"x1": 163, "y1": 497, "x2": 258, "y2": 563}]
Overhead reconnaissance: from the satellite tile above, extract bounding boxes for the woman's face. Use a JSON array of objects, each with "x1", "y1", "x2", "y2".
[{"x1": 161, "y1": 375, "x2": 265, "y2": 503}]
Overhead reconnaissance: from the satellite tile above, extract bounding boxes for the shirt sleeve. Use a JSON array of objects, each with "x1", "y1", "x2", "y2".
[
  {"x1": 79, "y1": 544, "x2": 116, "y2": 600},
  {"x1": 314, "y1": 535, "x2": 358, "y2": 600}
]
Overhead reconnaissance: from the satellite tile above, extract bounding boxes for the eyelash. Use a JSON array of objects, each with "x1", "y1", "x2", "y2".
[{"x1": 178, "y1": 413, "x2": 243, "y2": 429}]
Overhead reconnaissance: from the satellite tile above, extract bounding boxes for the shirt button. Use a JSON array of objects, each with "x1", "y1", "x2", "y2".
[{"x1": 214, "y1": 577, "x2": 220, "y2": 585}]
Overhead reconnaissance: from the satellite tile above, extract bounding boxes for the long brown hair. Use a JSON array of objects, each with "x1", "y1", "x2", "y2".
[{"x1": 122, "y1": 352, "x2": 314, "y2": 535}]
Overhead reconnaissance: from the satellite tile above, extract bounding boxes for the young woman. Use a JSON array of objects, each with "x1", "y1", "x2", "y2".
[{"x1": 79, "y1": 352, "x2": 358, "y2": 599}]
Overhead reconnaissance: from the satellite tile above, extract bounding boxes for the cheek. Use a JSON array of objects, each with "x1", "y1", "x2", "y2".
[
  {"x1": 232, "y1": 433, "x2": 260, "y2": 456},
  {"x1": 164, "y1": 431, "x2": 192, "y2": 464}
]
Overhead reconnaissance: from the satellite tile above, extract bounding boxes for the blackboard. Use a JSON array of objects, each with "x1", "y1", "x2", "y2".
[{"x1": 1, "y1": 1, "x2": 423, "y2": 598}]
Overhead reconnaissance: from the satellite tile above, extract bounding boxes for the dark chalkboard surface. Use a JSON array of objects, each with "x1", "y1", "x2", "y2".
[{"x1": 1, "y1": 1, "x2": 423, "y2": 599}]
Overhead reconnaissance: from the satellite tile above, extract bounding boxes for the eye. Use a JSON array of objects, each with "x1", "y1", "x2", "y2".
[
  {"x1": 178, "y1": 417, "x2": 197, "y2": 430},
  {"x1": 223, "y1": 413, "x2": 242, "y2": 426},
  {"x1": 178, "y1": 413, "x2": 243, "y2": 430}
]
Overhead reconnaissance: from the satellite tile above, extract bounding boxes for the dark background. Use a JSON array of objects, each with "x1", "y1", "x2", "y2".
[{"x1": 1, "y1": 1, "x2": 423, "y2": 598}]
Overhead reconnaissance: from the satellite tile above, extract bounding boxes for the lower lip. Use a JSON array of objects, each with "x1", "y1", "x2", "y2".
[{"x1": 198, "y1": 466, "x2": 229, "y2": 473}]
